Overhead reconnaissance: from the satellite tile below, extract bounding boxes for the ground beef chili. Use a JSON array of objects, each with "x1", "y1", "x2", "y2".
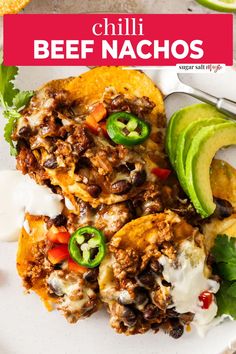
[
  {"x1": 98, "y1": 212, "x2": 209, "y2": 337},
  {"x1": 13, "y1": 86, "x2": 177, "y2": 212}
]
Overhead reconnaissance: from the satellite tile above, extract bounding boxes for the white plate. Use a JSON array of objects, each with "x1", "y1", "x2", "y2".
[{"x1": 0, "y1": 66, "x2": 236, "y2": 354}]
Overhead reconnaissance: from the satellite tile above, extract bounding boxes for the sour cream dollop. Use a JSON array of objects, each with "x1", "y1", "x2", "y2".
[
  {"x1": 159, "y1": 240, "x2": 220, "y2": 336},
  {"x1": 0, "y1": 170, "x2": 63, "y2": 242}
]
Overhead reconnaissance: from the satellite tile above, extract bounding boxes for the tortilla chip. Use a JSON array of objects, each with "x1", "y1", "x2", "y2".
[
  {"x1": 211, "y1": 159, "x2": 236, "y2": 209},
  {"x1": 203, "y1": 159, "x2": 236, "y2": 251},
  {"x1": 42, "y1": 67, "x2": 165, "y2": 125},
  {"x1": 203, "y1": 215, "x2": 236, "y2": 251},
  {"x1": 28, "y1": 67, "x2": 166, "y2": 208},
  {"x1": 109, "y1": 211, "x2": 196, "y2": 251},
  {"x1": 0, "y1": 0, "x2": 31, "y2": 15},
  {"x1": 16, "y1": 214, "x2": 56, "y2": 310}
]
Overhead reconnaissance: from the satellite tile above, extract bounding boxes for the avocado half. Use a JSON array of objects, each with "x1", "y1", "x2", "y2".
[
  {"x1": 175, "y1": 117, "x2": 226, "y2": 194},
  {"x1": 166, "y1": 103, "x2": 226, "y2": 167},
  {"x1": 196, "y1": 0, "x2": 236, "y2": 13},
  {"x1": 185, "y1": 122, "x2": 236, "y2": 217}
]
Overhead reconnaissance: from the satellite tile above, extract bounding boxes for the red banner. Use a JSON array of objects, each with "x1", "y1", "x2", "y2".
[{"x1": 3, "y1": 14, "x2": 233, "y2": 66}]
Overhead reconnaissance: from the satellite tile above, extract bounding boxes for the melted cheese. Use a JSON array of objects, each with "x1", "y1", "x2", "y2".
[
  {"x1": 98, "y1": 254, "x2": 117, "y2": 301},
  {"x1": 159, "y1": 240, "x2": 220, "y2": 336},
  {"x1": 47, "y1": 271, "x2": 95, "y2": 314}
]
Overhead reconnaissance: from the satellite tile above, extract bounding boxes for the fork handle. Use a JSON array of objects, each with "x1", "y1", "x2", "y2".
[
  {"x1": 216, "y1": 98, "x2": 236, "y2": 117},
  {"x1": 182, "y1": 85, "x2": 236, "y2": 118}
]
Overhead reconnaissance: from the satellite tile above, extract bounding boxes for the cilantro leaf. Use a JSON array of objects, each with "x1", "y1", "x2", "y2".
[
  {"x1": 212, "y1": 234, "x2": 236, "y2": 319},
  {"x1": 13, "y1": 91, "x2": 34, "y2": 111},
  {"x1": 217, "y1": 262, "x2": 236, "y2": 281},
  {"x1": 212, "y1": 234, "x2": 236, "y2": 263},
  {"x1": 3, "y1": 109, "x2": 21, "y2": 156},
  {"x1": 212, "y1": 235, "x2": 236, "y2": 281},
  {"x1": 0, "y1": 56, "x2": 34, "y2": 155},
  {"x1": 0, "y1": 61, "x2": 19, "y2": 108},
  {"x1": 216, "y1": 281, "x2": 236, "y2": 319},
  {"x1": 227, "y1": 282, "x2": 236, "y2": 298}
]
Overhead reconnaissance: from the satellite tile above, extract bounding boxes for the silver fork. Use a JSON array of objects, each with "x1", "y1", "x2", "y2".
[{"x1": 151, "y1": 69, "x2": 236, "y2": 118}]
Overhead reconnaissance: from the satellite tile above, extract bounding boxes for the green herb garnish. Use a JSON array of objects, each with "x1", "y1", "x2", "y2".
[
  {"x1": 0, "y1": 55, "x2": 34, "y2": 155},
  {"x1": 212, "y1": 234, "x2": 236, "y2": 318}
]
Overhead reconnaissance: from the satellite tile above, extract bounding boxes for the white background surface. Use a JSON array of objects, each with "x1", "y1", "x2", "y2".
[{"x1": 1, "y1": 66, "x2": 236, "y2": 354}]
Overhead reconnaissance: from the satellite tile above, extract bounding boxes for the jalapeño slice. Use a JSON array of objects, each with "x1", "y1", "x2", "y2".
[
  {"x1": 106, "y1": 112, "x2": 150, "y2": 146},
  {"x1": 69, "y1": 226, "x2": 106, "y2": 268}
]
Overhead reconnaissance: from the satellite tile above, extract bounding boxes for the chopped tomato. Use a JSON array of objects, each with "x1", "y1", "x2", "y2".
[
  {"x1": 68, "y1": 258, "x2": 88, "y2": 274},
  {"x1": 151, "y1": 167, "x2": 171, "y2": 180},
  {"x1": 48, "y1": 245, "x2": 70, "y2": 265},
  {"x1": 199, "y1": 291, "x2": 213, "y2": 310},
  {"x1": 85, "y1": 103, "x2": 107, "y2": 134}
]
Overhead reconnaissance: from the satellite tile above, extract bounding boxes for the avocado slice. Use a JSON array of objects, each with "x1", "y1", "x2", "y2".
[
  {"x1": 175, "y1": 117, "x2": 226, "y2": 194},
  {"x1": 185, "y1": 122, "x2": 236, "y2": 217},
  {"x1": 166, "y1": 103, "x2": 226, "y2": 166}
]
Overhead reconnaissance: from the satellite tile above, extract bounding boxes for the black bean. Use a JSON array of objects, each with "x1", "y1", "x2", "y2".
[
  {"x1": 151, "y1": 323, "x2": 160, "y2": 332},
  {"x1": 110, "y1": 180, "x2": 132, "y2": 195},
  {"x1": 131, "y1": 170, "x2": 147, "y2": 187},
  {"x1": 55, "y1": 117, "x2": 63, "y2": 127},
  {"x1": 126, "y1": 162, "x2": 135, "y2": 171},
  {"x1": 169, "y1": 324, "x2": 184, "y2": 339},
  {"x1": 125, "y1": 200, "x2": 136, "y2": 218},
  {"x1": 213, "y1": 197, "x2": 233, "y2": 219},
  {"x1": 122, "y1": 306, "x2": 137, "y2": 327},
  {"x1": 18, "y1": 126, "x2": 32, "y2": 138},
  {"x1": 83, "y1": 269, "x2": 98, "y2": 283},
  {"x1": 111, "y1": 94, "x2": 125, "y2": 109},
  {"x1": 137, "y1": 271, "x2": 155, "y2": 289},
  {"x1": 132, "y1": 198, "x2": 143, "y2": 209},
  {"x1": 150, "y1": 260, "x2": 163, "y2": 274},
  {"x1": 116, "y1": 164, "x2": 130, "y2": 174},
  {"x1": 166, "y1": 309, "x2": 179, "y2": 318},
  {"x1": 76, "y1": 157, "x2": 91, "y2": 169},
  {"x1": 162, "y1": 280, "x2": 171, "y2": 287},
  {"x1": 52, "y1": 214, "x2": 67, "y2": 227},
  {"x1": 48, "y1": 278, "x2": 65, "y2": 297},
  {"x1": 134, "y1": 287, "x2": 149, "y2": 306},
  {"x1": 43, "y1": 157, "x2": 58, "y2": 169},
  {"x1": 143, "y1": 304, "x2": 160, "y2": 321},
  {"x1": 179, "y1": 312, "x2": 194, "y2": 324},
  {"x1": 87, "y1": 184, "x2": 102, "y2": 198}
]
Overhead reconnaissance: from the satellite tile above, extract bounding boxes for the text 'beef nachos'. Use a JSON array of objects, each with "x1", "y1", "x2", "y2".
[{"x1": 1, "y1": 65, "x2": 236, "y2": 339}]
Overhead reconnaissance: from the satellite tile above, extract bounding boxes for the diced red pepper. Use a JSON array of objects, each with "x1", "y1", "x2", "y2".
[
  {"x1": 57, "y1": 232, "x2": 70, "y2": 244},
  {"x1": 48, "y1": 245, "x2": 70, "y2": 265},
  {"x1": 199, "y1": 291, "x2": 213, "y2": 310},
  {"x1": 85, "y1": 103, "x2": 107, "y2": 134},
  {"x1": 85, "y1": 115, "x2": 99, "y2": 134},
  {"x1": 68, "y1": 257, "x2": 88, "y2": 274},
  {"x1": 47, "y1": 229, "x2": 70, "y2": 244},
  {"x1": 91, "y1": 103, "x2": 107, "y2": 123},
  {"x1": 100, "y1": 121, "x2": 109, "y2": 138},
  {"x1": 151, "y1": 167, "x2": 171, "y2": 180}
]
